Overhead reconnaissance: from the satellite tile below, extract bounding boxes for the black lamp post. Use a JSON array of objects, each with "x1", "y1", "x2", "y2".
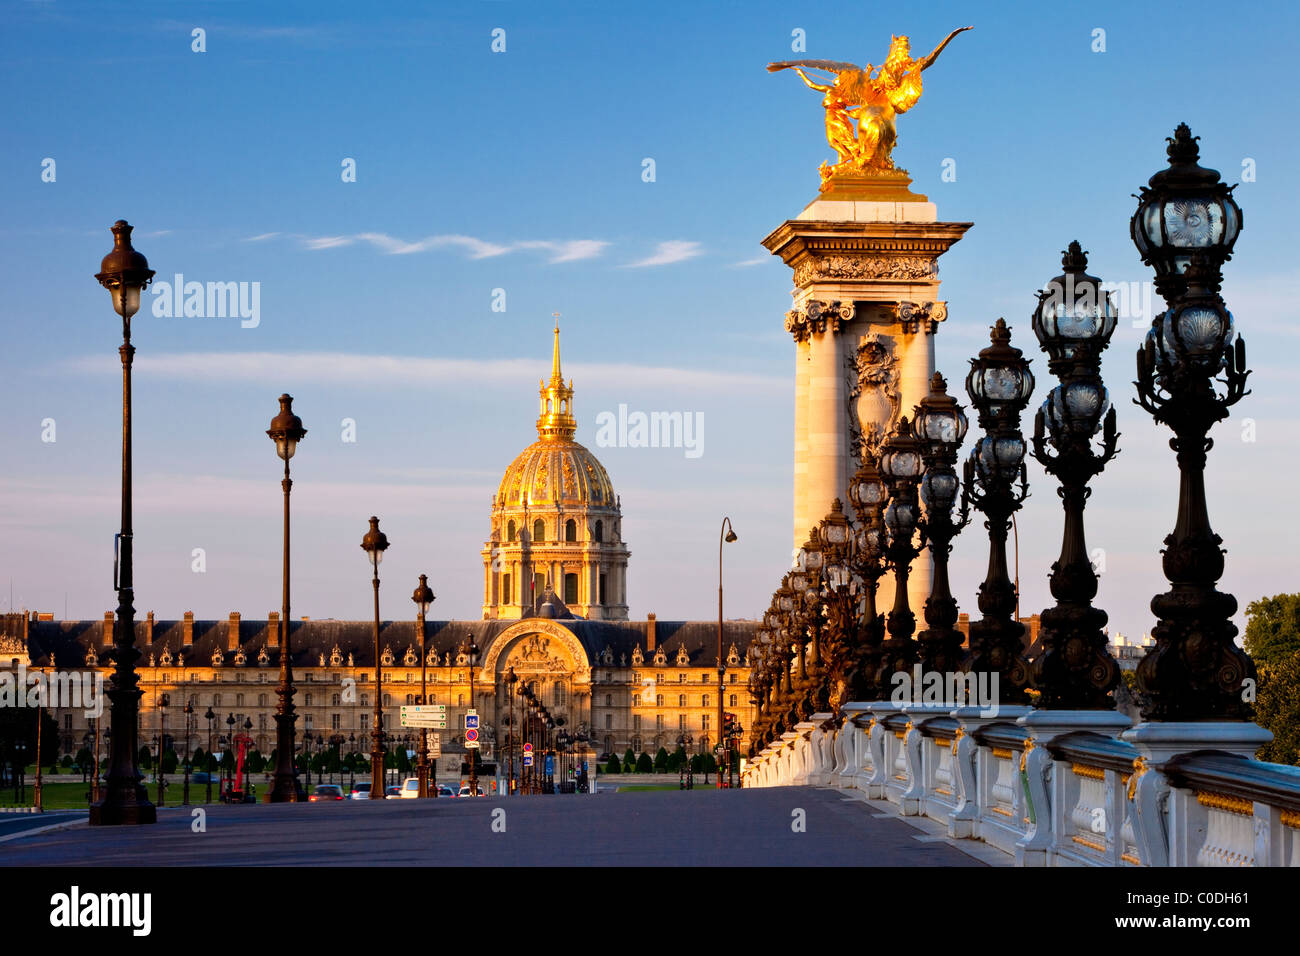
[
  {"x1": 360, "y1": 517, "x2": 390, "y2": 798},
  {"x1": 875, "y1": 416, "x2": 927, "y2": 684},
  {"x1": 225, "y1": 713, "x2": 236, "y2": 799},
  {"x1": 204, "y1": 707, "x2": 214, "y2": 804},
  {"x1": 1029, "y1": 242, "x2": 1123, "y2": 708},
  {"x1": 963, "y1": 319, "x2": 1035, "y2": 703},
  {"x1": 412, "y1": 574, "x2": 435, "y2": 798},
  {"x1": 814, "y1": 501, "x2": 852, "y2": 715},
  {"x1": 89, "y1": 221, "x2": 157, "y2": 828},
  {"x1": 847, "y1": 460, "x2": 890, "y2": 702},
  {"x1": 267, "y1": 393, "x2": 307, "y2": 802},
  {"x1": 348, "y1": 732, "x2": 356, "y2": 793},
  {"x1": 155, "y1": 692, "x2": 169, "y2": 807},
  {"x1": 913, "y1": 374, "x2": 971, "y2": 677},
  {"x1": 716, "y1": 517, "x2": 737, "y2": 788},
  {"x1": 182, "y1": 701, "x2": 193, "y2": 806},
  {"x1": 460, "y1": 635, "x2": 480, "y2": 795},
  {"x1": 1130, "y1": 126, "x2": 1254, "y2": 720},
  {"x1": 505, "y1": 667, "x2": 518, "y2": 795}
]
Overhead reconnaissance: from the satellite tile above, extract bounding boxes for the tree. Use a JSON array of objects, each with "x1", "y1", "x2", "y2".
[
  {"x1": 604, "y1": 755, "x2": 621, "y2": 774},
  {"x1": 702, "y1": 753, "x2": 717, "y2": 774},
  {"x1": 635, "y1": 752, "x2": 653, "y2": 773},
  {"x1": 75, "y1": 746, "x2": 93, "y2": 772},
  {"x1": 1245, "y1": 594, "x2": 1300, "y2": 668},
  {"x1": 138, "y1": 745, "x2": 152, "y2": 770},
  {"x1": 160, "y1": 748, "x2": 179, "y2": 775},
  {"x1": 623, "y1": 748, "x2": 636, "y2": 773},
  {"x1": 668, "y1": 745, "x2": 687, "y2": 772},
  {"x1": 653, "y1": 747, "x2": 669, "y2": 773},
  {"x1": 1255, "y1": 649, "x2": 1300, "y2": 766},
  {"x1": 689, "y1": 753, "x2": 703, "y2": 773}
]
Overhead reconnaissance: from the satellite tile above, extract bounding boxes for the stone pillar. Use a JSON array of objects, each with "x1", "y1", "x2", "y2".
[{"x1": 764, "y1": 196, "x2": 970, "y2": 607}]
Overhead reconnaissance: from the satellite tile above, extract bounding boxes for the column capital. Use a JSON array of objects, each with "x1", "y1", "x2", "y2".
[
  {"x1": 784, "y1": 299, "x2": 855, "y2": 343},
  {"x1": 889, "y1": 300, "x2": 948, "y2": 335}
]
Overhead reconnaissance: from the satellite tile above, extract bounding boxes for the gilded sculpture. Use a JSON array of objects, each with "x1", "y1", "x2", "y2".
[{"x1": 768, "y1": 26, "x2": 972, "y2": 190}]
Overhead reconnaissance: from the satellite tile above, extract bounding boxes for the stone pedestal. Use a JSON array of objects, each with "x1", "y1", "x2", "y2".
[
  {"x1": 764, "y1": 200, "x2": 971, "y2": 613},
  {"x1": 1014, "y1": 710, "x2": 1134, "y2": 865},
  {"x1": 947, "y1": 704, "x2": 1033, "y2": 839}
]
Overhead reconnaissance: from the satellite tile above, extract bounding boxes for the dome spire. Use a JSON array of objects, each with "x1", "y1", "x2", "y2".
[
  {"x1": 551, "y1": 312, "x2": 563, "y2": 386},
  {"x1": 537, "y1": 315, "x2": 576, "y2": 441}
]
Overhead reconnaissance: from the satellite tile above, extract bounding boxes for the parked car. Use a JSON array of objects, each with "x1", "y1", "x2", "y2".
[
  {"x1": 436, "y1": 785, "x2": 457, "y2": 798},
  {"x1": 349, "y1": 782, "x2": 372, "y2": 800},
  {"x1": 384, "y1": 785, "x2": 402, "y2": 799},
  {"x1": 309, "y1": 784, "x2": 344, "y2": 802},
  {"x1": 398, "y1": 777, "x2": 421, "y2": 798},
  {"x1": 458, "y1": 785, "x2": 484, "y2": 797}
]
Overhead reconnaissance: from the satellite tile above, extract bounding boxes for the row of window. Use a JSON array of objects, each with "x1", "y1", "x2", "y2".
[
  {"x1": 506, "y1": 518, "x2": 606, "y2": 544},
  {"x1": 621, "y1": 672, "x2": 741, "y2": 684},
  {"x1": 622, "y1": 694, "x2": 739, "y2": 708}
]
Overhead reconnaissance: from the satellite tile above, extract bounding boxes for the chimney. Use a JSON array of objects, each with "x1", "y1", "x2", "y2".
[
  {"x1": 268, "y1": 612, "x2": 280, "y2": 648},
  {"x1": 144, "y1": 611, "x2": 155, "y2": 646},
  {"x1": 103, "y1": 611, "x2": 114, "y2": 648},
  {"x1": 183, "y1": 611, "x2": 194, "y2": 646},
  {"x1": 227, "y1": 611, "x2": 241, "y2": 652},
  {"x1": 647, "y1": 612, "x2": 656, "y2": 651}
]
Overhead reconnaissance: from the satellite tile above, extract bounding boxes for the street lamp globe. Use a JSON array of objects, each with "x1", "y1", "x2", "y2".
[
  {"x1": 411, "y1": 574, "x2": 435, "y2": 616},
  {"x1": 1130, "y1": 123, "x2": 1242, "y2": 306},
  {"x1": 95, "y1": 220, "x2": 155, "y2": 320},
  {"x1": 266, "y1": 394, "x2": 307, "y2": 461},
  {"x1": 1032, "y1": 241, "x2": 1118, "y2": 365},
  {"x1": 360, "y1": 516, "x2": 390, "y2": 571}
]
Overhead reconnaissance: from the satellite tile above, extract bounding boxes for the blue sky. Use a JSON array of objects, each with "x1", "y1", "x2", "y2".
[{"x1": 1, "y1": 0, "x2": 1298, "y2": 638}]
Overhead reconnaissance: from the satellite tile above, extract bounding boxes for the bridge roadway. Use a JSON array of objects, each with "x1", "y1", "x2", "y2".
[{"x1": 0, "y1": 786, "x2": 1000, "y2": 866}]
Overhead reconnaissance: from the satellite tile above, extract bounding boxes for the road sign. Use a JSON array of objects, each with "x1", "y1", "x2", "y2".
[
  {"x1": 400, "y1": 707, "x2": 448, "y2": 729},
  {"x1": 545, "y1": 755, "x2": 554, "y2": 776},
  {"x1": 465, "y1": 727, "x2": 480, "y2": 749},
  {"x1": 403, "y1": 704, "x2": 446, "y2": 713},
  {"x1": 523, "y1": 754, "x2": 534, "y2": 767},
  {"x1": 465, "y1": 713, "x2": 479, "y2": 730},
  {"x1": 427, "y1": 732, "x2": 442, "y2": 757},
  {"x1": 523, "y1": 742, "x2": 534, "y2": 753}
]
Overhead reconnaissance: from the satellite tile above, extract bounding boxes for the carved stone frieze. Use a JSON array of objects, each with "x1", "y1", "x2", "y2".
[{"x1": 793, "y1": 255, "x2": 937, "y2": 287}]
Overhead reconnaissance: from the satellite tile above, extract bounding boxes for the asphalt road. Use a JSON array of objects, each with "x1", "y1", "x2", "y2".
[{"x1": 0, "y1": 787, "x2": 988, "y2": 866}]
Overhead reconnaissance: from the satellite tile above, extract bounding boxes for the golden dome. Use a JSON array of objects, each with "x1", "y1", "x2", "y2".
[
  {"x1": 497, "y1": 438, "x2": 616, "y2": 509},
  {"x1": 495, "y1": 323, "x2": 618, "y2": 511}
]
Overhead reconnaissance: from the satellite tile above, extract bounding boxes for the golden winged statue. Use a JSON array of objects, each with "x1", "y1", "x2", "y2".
[{"x1": 769, "y1": 27, "x2": 972, "y2": 190}]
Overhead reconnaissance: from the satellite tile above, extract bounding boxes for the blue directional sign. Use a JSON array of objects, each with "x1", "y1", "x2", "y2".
[
  {"x1": 545, "y1": 755, "x2": 554, "y2": 776},
  {"x1": 465, "y1": 713, "x2": 479, "y2": 730},
  {"x1": 523, "y1": 754, "x2": 534, "y2": 767}
]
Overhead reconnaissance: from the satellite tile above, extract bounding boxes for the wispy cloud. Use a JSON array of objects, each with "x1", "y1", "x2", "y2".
[
  {"x1": 731, "y1": 256, "x2": 769, "y2": 268},
  {"x1": 64, "y1": 352, "x2": 784, "y2": 392},
  {"x1": 623, "y1": 240, "x2": 703, "y2": 268},
  {"x1": 246, "y1": 231, "x2": 606, "y2": 263}
]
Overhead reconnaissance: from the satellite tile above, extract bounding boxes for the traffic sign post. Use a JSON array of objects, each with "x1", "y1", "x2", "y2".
[{"x1": 400, "y1": 706, "x2": 448, "y2": 729}]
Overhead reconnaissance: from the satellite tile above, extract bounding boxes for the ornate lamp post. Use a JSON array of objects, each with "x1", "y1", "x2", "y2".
[
  {"x1": 846, "y1": 460, "x2": 890, "y2": 701},
  {"x1": 913, "y1": 374, "x2": 971, "y2": 677},
  {"x1": 962, "y1": 319, "x2": 1035, "y2": 703},
  {"x1": 267, "y1": 394, "x2": 307, "y2": 802},
  {"x1": 1130, "y1": 126, "x2": 1254, "y2": 722},
  {"x1": 411, "y1": 574, "x2": 435, "y2": 797},
  {"x1": 155, "y1": 692, "x2": 169, "y2": 807},
  {"x1": 815, "y1": 501, "x2": 853, "y2": 714},
  {"x1": 461, "y1": 634, "x2": 481, "y2": 795},
  {"x1": 360, "y1": 516, "x2": 390, "y2": 798},
  {"x1": 716, "y1": 517, "x2": 737, "y2": 788},
  {"x1": 182, "y1": 701, "x2": 193, "y2": 806},
  {"x1": 224, "y1": 713, "x2": 236, "y2": 799},
  {"x1": 875, "y1": 417, "x2": 927, "y2": 684},
  {"x1": 203, "y1": 707, "x2": 215, "y2": 804},
  {"x1": 89, "y1": 221, "x2": 156, "y2": 828},
  {"x1": 505, "y1": 666, "x2": 518, "y2": 795},
  {"x1": 1029, "y1": 242, "x2": 1122, "y2": 708}
]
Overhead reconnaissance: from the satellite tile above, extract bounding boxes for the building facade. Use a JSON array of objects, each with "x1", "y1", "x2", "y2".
[{"x1": 1, "y1": 326, "x2": 755, "y2": 772}]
